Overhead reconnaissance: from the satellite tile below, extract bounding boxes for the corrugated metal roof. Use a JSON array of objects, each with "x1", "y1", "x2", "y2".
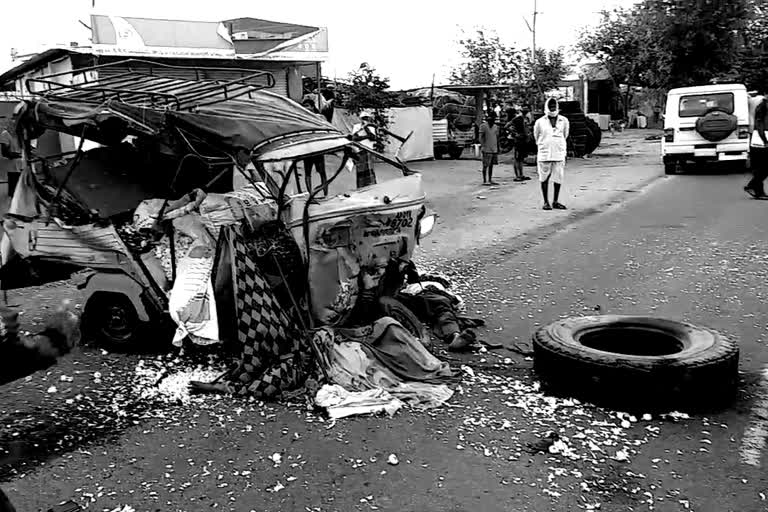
[{"x1": 0, "y1": 48, "x2": 74, "y2": 87}]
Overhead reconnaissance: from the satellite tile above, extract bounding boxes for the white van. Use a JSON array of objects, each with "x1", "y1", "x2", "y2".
[{"x1": 661, "y1": 84, "x2": 750, "y2": 174}]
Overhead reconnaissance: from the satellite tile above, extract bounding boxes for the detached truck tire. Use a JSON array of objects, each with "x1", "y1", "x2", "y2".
[{"x1": 532, "y1": 315, "x2": 739, "y2": 410}]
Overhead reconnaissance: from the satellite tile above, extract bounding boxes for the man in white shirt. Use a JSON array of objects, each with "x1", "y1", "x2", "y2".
[
  {"x1": 746, "y1": 95, "x2": 768, "y2": 199},
  {"x1": 533, "y1": 98, "x2": 570, "y2": 210}
]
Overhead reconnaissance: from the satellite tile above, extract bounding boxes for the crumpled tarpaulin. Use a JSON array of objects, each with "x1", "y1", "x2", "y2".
[
  {"x1": 313, "y1": 317, "x2": 457, "y2": 415},
  {"x1": 315, "y1": 384, "x2": 404, "y2": 419}
]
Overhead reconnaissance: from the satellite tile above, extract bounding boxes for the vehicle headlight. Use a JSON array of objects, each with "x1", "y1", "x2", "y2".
[{"x1": 418, "y1": 214, "x2": 436, "y2": 240}]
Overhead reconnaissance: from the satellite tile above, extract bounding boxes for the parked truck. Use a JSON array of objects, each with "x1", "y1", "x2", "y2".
[{"x1": 432, "y1": 118, "x2": 474, "y2": 159}]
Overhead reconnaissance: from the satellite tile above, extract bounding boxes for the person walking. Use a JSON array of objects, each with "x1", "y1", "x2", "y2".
[
  {"x1": 479, "y1": 113, "x2": 500, "y2": 186},
  {"x1": 534, "y1": 97, "x2": 570, "y2": 210},
  {"x1": 745, "y1": 94, "x2": 768, "y2": 199}
]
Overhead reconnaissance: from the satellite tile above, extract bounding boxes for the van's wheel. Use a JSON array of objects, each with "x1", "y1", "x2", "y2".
[
  {"x1": 82, "y1": 292, "x2": 144, "y2": 351},
  {"x1": 379, "y1": 297, "x2": 431, "y2": 348},
  {"x1": 448, "y1": 146, "x2": 464, "y2": 159}
]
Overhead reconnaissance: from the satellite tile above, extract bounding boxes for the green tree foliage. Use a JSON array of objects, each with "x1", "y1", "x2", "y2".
[
  {"x1": 449, "y1": 29, "x2": 521, "y2": 85},
  {"x1": 579, "y1": 0, "x2": 755, "y2": 90},
  {"x1": 736, "y1": 0, "x2": 768, "y2": 90},
  {"x1": 450, "y1": 29, "x2": 570, "y2": 107},
  {"x1": 344, "y1": 62, "x2": 392, "y2": 152}
]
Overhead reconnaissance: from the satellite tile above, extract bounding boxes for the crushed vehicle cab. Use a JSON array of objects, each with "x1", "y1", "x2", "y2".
[
  {"x1": 0, "y1": 59, "x2": 435, "y2": 351},
  {"x1": 662, "y1": 83, "x2": 751, "y2": 174}
]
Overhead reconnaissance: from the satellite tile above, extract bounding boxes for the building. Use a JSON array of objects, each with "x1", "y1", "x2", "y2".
[
  {"x1": 0, "y1": 15, "x2": 328, "y2": 153},
  {"x1": 559, "y1": 63, "x2": 621, "y2": 121}
]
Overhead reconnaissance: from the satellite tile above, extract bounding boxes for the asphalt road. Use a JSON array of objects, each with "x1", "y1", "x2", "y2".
[{"x1": 5, "y1": 165, "x2": 768, "y2": 512}]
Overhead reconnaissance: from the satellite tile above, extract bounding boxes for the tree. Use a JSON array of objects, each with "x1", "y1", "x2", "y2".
[
  {"x1": 735, "y1": 0, "x2": 768, "y2": 90},
  {"x1": 524, "y1": 48, "x2": 571, "y2": 107},
  {"x1": 449, "y1": 29, "x2": 521, "y2": 86},
  {"x1": 450, "y1": 29, "x2": 569, "y2": 108},
  {"x1": 343, "y1": 62, "x2": 393, "y2": 152},
  {"x1": 579, "y1": 0, "x2": 749, "y2": 91}
]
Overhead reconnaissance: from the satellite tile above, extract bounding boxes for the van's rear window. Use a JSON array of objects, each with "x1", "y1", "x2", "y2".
[{"x1": 678, "y1": 93, "x2": 734, "y2": 117}]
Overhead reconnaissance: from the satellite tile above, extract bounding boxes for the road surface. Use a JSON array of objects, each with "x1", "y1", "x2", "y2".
[{"x1": 3, "y1": 137, "x2": 768, "y2": 512}]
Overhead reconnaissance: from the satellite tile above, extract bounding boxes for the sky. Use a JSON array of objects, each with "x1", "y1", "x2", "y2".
[{"x1": 0, "y1": 0, "x2": 638, "y2": 90}]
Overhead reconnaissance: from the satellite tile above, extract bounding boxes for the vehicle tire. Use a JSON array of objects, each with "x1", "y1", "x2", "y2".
[
  {"x1": 532, "y1": 315, "x2": 739, "y2": 410},
  {"x1": 695, "y1": 110, "x2": 737, "y2": 142},
  {"x1": 585, "y1": 117, "x2": 602, "y2": 154},
  {"x1": 82, "y1": 292, "x2": 148, "y2": 351},
  {"x1": 448, "y1": 146, "x2": 464, "y2": 159},
  {"x1": 379, "y1": 296, "x2": 431, "y2": 348},
  {"x1": 0, "y1": 488, "x2": 15, "y2": 512},
  {"x1": 558, "y1": 101, "x2": 582, "y2": 114},
  {"x1": 433, "y1": 147, "x2": 444, "y2": 160},
  {"x1": 664, "y1": 161, "x2": 678, "y2": 175}
]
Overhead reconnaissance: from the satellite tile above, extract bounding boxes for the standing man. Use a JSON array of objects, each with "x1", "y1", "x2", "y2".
[
  {"x1": 352, "y1": 111, "x2": 378, "y2": 188},
  {"x1": 505, "y1": 108, "x2": 533, "y2": 182},
  {"x1": 479, "y1": 113, "x2": 500, "y2": 186},
  {"x1": 746, "y1": 93, "x2": 768, "y2": 199},
  {"x1": 301, "y1": 99, "x2": 329, "y2": 196},
  {"x1": 534, "y1": 97, "x2": 570, "y2": 210}
]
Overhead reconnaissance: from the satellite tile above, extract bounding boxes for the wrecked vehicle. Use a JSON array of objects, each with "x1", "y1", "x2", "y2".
[{"x1": 0, "y1": 59, "x2": 436, "y2": 351}]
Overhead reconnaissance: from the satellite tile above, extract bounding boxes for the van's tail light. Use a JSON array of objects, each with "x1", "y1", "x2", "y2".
[
  {"x1": 738, "y1": 126, "x2": 750, "y2": 139},
  {"x1": 664, "y1": 128, "x2": 674, "y2": 142}
]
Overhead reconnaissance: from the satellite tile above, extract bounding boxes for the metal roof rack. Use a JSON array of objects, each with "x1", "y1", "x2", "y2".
[{"x1": 25, "y1": 59, "x2": 276, "y2": 110}]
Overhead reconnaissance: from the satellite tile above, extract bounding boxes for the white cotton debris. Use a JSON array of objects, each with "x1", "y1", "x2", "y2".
[
  {"x1": 132, "y1": 359, "x2": 223, "y2": 405},
  {"x1": 387, "y1": 454, "x2": 399, "y2": 465},
  {"x1": 270, "y1": 453, "x2": 282, "y2": 465},
  {"x1": 47, "y1": 386, "x2": 57, "y2": 393},
  {"x1": 314, "y1": 384, "x2": 404, "y2": 419},
  {"x1": 267, "y1": 482, "x2": 285, "y2": 493},
  {"x1": 613, "y1": 449, "x2": 630, "y2": 462},
  {"x1": 663, "y1": 411, "x2": 690, "y2": 421}
]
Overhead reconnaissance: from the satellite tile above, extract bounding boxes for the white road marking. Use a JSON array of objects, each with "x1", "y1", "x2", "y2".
[{"x1": 740, "y1": 367, "x2": 768, "y2": 467}]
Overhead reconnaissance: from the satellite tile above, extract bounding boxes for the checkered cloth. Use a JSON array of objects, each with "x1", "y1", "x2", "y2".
[{"x1": 223, "y1": 225, "x2": 309, "y2": 399}]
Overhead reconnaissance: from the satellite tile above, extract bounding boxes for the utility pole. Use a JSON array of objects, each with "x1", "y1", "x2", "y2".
[
  {"x1": 531, "y1": 0, "x2": 537, "y2": 63},
  {"x1": 523, "y1": 0, "x2": 543, "y2": 106}
]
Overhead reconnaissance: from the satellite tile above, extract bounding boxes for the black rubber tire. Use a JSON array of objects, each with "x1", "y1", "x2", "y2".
[
  {"x1": 532, "y1": 315, "x2": 739, "y2": 411},
  {"x1": 585, "y1": 117, "x2": 602, "y2": 154},
  {"x1": 664, "y1": 161, "x2": 679, "y2": 175},
  {"x1": 448, "y1": 146, "x2": 464, "y2": 159},
  {"x1": 558, "y1": 101, "x2": 582, "y2": 114},
  {"x1": 81, "y1": 292, "x2": 171, "y2": 352},
  {"x1": 0, "y1": 488, "x2": 15, "y2": 512},
  {"x1": 695, "y1": 110, "x2": 737, "y2": 142},
  {"x1": 379, "y1": 296, "x2": 431, "y2": 348}
]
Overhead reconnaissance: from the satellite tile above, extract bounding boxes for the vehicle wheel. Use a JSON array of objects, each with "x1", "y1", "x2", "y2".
[
  {"x1": 82, "y1": 292, "x2": 145, "y2": 351},
  {"x1": 585, "y1": 117, "x2": 602, "y2": 154},
  {"x1": 448, "y1": 146, "x2": 464, "y2": 159},
  {"x1": 433, "y1": 147, "x2": 444, "y2": 160},
  {"x1": 532, "y1": 315, "x2": 739, "y2": 410},
  {"x1": 0, "y1": 488, "x2": 16, "y2": 512},
  {"x1": 664, "y1": 161, "x2": 678, "y2": 175},
  {"x1": 695, "y1": 109, "x2": 737, "y2": 142},
  {"x1": 379, "y1": 296, "x2": 431, "y2": 348}
]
